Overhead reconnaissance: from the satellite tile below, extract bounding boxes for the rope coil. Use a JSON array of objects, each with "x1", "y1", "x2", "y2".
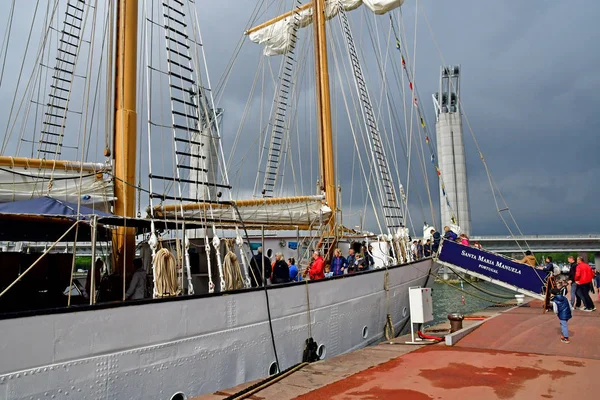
[{"x1": 153, "y1": 248, "x2": 181, "y2": 298}]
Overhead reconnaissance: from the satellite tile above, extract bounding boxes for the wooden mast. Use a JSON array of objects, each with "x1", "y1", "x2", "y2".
[
  {"x1": 313, "y1": 0, "x2": 336, "y2": 232},
  {"x1": 112, "y1": 0, "x2": 138, "y2": 277}
]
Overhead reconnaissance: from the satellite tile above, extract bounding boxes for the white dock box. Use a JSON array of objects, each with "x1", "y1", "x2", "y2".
[{"x1": 408, "y1": 286, "x2": 433, "y2": 323}]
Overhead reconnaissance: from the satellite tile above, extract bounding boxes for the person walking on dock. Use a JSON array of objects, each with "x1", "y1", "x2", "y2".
[
  {"x1": 574, "y1": 257, "x2": 595, "y2": 311},
  {"x1": 567, "y1": 255, "x2": 581, "y2": 310},
  {"x1": 550, "y1": 288, "x2": 572, "y2": 343},
  {"x1": 593, "y1": 264, "x2": 600, "y2": 301}
]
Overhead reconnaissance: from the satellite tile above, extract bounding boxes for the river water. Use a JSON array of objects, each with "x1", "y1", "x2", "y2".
[{"x1": 427, "y1": 279, "x2": 518, "y2": 326}]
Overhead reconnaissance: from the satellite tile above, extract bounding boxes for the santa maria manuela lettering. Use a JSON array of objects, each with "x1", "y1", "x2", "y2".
[{"x1": 460, "y1": 249, "x2": 521, "y2": 275}]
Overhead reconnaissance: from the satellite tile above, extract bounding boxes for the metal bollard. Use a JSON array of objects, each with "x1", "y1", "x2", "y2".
[{"x1": 447, "y1": 313, "x2": 464, "y2": 333}]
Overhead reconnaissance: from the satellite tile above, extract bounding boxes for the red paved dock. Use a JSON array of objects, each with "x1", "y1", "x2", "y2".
[
  {"x1": 194, "y1": 298, "x2": 600, "y2": 400},
  {"x1": 294, "y1": 299, "x2": 600, "y2": 400}
]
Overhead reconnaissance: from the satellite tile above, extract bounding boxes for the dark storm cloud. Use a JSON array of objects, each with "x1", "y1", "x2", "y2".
[{"x1": 1, "y1": 1, "x2": 598, "y2": 235}]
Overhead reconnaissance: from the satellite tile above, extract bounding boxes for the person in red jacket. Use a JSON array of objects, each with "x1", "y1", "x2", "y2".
[
  {"x1": 575, "y1": 257, "x2": 596, "y2": 311},
  {"x1": 307, "y1": 251, "x2": 325, "y2": 280}
]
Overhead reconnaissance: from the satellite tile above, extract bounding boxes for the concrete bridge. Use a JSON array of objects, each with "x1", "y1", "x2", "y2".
[{"x1": 471, "y1": 234, "x2": 600, "y2": 259}]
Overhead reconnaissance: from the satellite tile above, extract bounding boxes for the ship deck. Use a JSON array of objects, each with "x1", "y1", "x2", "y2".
[{"x1": 193, "y1": 296, "x2": 600, "y2": 400}]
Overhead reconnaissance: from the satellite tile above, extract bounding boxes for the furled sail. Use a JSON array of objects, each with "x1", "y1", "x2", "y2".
[
  {"x1": 248, "y1": 0, "x2": 404, "y2": 56},
  {"x1": 155, "y1": 195, "x2": 332, "y2": 229},
  {"x1": 0, "y1": 159, "x2": 114, "y2": 210}
]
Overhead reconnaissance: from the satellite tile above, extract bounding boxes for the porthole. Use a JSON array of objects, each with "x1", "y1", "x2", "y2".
[
  {"x1": 362, "y1": 326, "x2": 369, "y2": 339},
  {"x1": 267, "y1": 248, "x2": 273, "y2": 258},
  {"x1": 402, "y1": 307, "x2": 408, "y2": 317},
  {"x1": 170, "y1": 392, "x2": 186, "y2": 400},
  {"x1": 317, "y1": 344, "x2": 326, "y2": 360},
  {"x1": 269, "y1": 361, "x2": 279, "y2": 376}
]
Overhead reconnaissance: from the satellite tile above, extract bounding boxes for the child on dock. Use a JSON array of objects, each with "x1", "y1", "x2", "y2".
[{"x1": 551, "y1": 288, "x2": 572, "y2": 343}]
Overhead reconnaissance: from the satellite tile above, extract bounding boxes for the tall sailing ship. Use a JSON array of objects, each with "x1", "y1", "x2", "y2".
[{"x1": 0, "y1": 0, "x2": 444, "y2": 398}]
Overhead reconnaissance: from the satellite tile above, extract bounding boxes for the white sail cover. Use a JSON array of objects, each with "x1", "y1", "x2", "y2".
[
  {"x1": 0, "y1": 166, "x2": 114, "y2": 210},
  {"x1": 168, "y1": 196, "x2": 332, "y2": 227},
  {"x1": 249, "y1": 0, "x2": 404, "y2": 56},
  {"x1": 363, "y1": 0, "x2": 404, "y2": 14},
  {"x1": 230, "y1": 199, "x2": 331, "y2": 227}
]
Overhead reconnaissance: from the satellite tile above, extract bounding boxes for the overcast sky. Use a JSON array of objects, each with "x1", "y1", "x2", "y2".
[{"x1": 1, "y1": 1, "x2": 599, "y2": 236}]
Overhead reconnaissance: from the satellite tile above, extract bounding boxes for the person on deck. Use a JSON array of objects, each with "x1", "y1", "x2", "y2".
[
  {"x1": 126, "y1": 258, "x2": 147, "y2": 300},
  {"x1": 443, "y1": 226, "x2": 458, "y2": 242},
  {"x1": 271, "y1": 253, "x2": 290, "y2": 284},
  {"x1": 288, "y1": 258, "x2": 300, "y2": 282},
  {"x1": 360, "y1": 245, "x2": 374, "y2": 270},
  {"x1": 416, "y1": 241, "x2": 424, "y2": 259},
  {"x1": 459, "y1": 234, "x2": 470, "y2": 246},
  {"x1": 430, "y1": 229, "x2": 441, "y2": 253},
  {"x1": 306, "y1": 251, "x2": 325, "y2": 280},
  {"x1": 347, "y1": 248, "x2": 357, "y2": 274},
  {"x1": 250, "y1": 247, "x2": 272, "y2": 287},
  {"x1": 574, "y1": 257, "x2": 595, "y2": 311},
  {"x1": 519, "y1": 250, "x2": 537, "y2": 267},
  {"x1": 423, "y1": 239, "x2": 432, "y2": 257},
  {"x1": 411, "y1": 241, "x2": 418, "y2": 260},
  {"x1": 331, "y1": 248, "x2": 348, "y2": 276},
  {"x1": 85, "y1": 258, "x2": 103, "y2": 300}
]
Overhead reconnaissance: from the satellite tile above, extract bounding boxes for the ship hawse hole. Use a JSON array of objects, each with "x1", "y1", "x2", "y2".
[
  {"x1": 402, "y1": 307, "x2": 408, "y2": 317},
  {"x1": 170, "y1": 392, "x2": 186, "y2": 400},
  {"x1": 317, "y1": 344, "x2": 326, "y2": 360},
  {"x1": 269, "y1": 361, "x2": 279, "y2": 376},
  {"x1": 362, "y1": 326, "x2": 368, "y2": 339},
  {"x1": 267, "y1": 248, "x2": 273, "y2": 258}
]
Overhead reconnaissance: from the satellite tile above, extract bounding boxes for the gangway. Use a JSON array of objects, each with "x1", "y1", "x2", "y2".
[{"x1": 435, "y1": 240, "x2": 549, "y2": 301}]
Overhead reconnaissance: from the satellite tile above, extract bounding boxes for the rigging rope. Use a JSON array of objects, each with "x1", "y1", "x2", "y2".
[
  {"x1": 418, "y1": 8, "x2": 530, "y2": 250},
  {"x1": 0, "y1": 0, "x2": 16, "y2": 87},
  {"x1": 329, "y1": 21, "x2": 383, "y2": 233},
  {"x1": 390, "y1": 14, "x2": 458, "y2": 229}
]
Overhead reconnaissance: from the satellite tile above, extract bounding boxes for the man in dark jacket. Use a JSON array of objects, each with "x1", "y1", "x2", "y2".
[
  {"x1": 250, "y1": 247, "x2": 271, "y2": 287},
  {"x1": 430, "y1": 229, "x2": 441, "y2": 253},
  {"x1": 567, "y1": 255, "x2": 581, "y2": 309},
  {"x1": 347, "y1": 248, "x2": 357, "y2": 274},
  {"x1": 271, "y1": 253, "x2": 290, "y2": 284},
  {"x1": 423, "y1": 239, "x2": 432, "y2": 257}
]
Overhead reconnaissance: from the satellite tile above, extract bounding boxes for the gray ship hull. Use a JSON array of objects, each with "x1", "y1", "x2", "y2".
[{"x1": 0, "y1": 258, "x2": 433, "y2": 400}]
